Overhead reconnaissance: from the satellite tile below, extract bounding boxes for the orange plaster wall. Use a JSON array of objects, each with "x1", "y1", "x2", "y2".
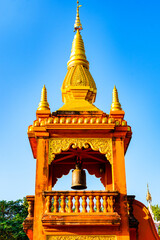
[
  {"x1": 26, "y1": 229, "x2": 33, "y2": 240},
  {"x1": 133, "y1": 200, "x2": 160, "y2": 240}
]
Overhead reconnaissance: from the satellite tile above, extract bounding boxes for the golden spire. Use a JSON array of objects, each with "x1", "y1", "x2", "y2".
[
  {"x1": 37, "y1": 85, "x2": 50, "y2": 111},
  {"x1": 110, "y1": 86, "x2": 122, "y2": 111},
  {"x1": 74, "y1": 1, "x2": 83, "y2": 32},
  {"x1": 146, "y1": 184, "x2": 152, "y2": 203},
  {"x1": 67, "y1": 0, "x2": 87, "y2": 69},
  {"x1": 59, "y1": 1, "x2": 99, "y2": 112}
]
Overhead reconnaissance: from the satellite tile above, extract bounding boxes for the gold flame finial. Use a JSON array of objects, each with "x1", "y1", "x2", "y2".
[
  {"x1": 37, "y1": 85, "x2": 50, "y2": 111},
  {"x1": 110, "y1": 86, "x2": 122, "y2": 111},
  {"x1": 74, "y1": 0, "x2": 83, "y2": 32},
  {"x1": 146, "y1": 184, "x2": 152, "y2": 203}
]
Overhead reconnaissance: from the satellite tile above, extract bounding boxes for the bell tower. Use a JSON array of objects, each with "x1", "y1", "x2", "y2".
[{"x1": 23, "y1": 1, "x2": 144, "y2": 240}]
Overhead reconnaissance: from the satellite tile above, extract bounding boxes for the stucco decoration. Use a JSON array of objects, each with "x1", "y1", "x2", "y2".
[
  {"x1": 47, "y1": 236, "x2": 116, "y2": 240},
  {"x1": 48, "y1": 138, "x2": 112, "y2": 165}
]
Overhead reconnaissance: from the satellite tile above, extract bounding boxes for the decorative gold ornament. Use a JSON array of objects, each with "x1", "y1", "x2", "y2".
[
  {"x1": 34, "y1": 120, "x2": 39, "y2": 127},
  {"x1": 90, "y1": 118, "x2": 96, "y2": 124},
  {"x1": 110, "y1": 86, "x2": 122, "y2": 111},
  {"x1": 40, "y1": 120, "x2": 45, "y2": 126},
  {"x1": 84, "y1": 118, "x2": 90, "y2": 124},
  {"x1": 66, "y1": 118, "x2": 71, "y2": 124},
  {"x1": 48, "y1": 118, "x2": 53, "y2": 124},
  {"x1": 78, "y1": 117, "x2": 83, "y2": 124},
  {"x1": 146, "y1": 184, "x2": 152, "y2": 203},
  {"x1": 115, "y1": 120, "x2": 120, "y2": 126},
  {"x1": 49, "y1": 138, "x2": 112, "y2": 164},
  {"x1": 28, "y1": 126, "x2": 33, "y2": 132},
  {"x1": 108, "y1": 118, "x2": 115, "y2": 124},
  {"x1": 54, "y1": 117, "x2": 59, "y2": 124},
  {"x1": 102, "y1": 117, "x2": 107, "y2": 124},
  {"x1": 47, "y1": 236, "x2": 116, "y2": 240},
  {"x1": 122, "y1": 120, "x2": 127, "y2": 126},
  {"x1": 74, "y1": 0, "x2": 83, "y2": 31},
  {"x1": 96, "y1": 118, "x2": 101, "y2": 124},
  {"x1": 143, "y1": 206, "x2": 151, "y2": 220},
  {"x1": 72, "y1": 117, "x2": 78, "y2": 124},
  {"x1": 60, "y1": 117, "x2": 65, "y2": 124},
  {"x1": 37, "y1": 85, "x2": 50, "y2": 111}
]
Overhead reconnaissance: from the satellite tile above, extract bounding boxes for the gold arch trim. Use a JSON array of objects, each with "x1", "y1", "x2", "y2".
[
  {"x1": 49, "y1": 138, "x2": 112, "y2": 165},
  {"x1": 47, "y1": 236, "x2": 116, "y2": 240}
]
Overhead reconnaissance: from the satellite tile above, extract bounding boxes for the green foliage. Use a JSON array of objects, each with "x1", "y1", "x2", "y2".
[
  {"x1": 152, "y1": 204, "x2": 160, "y2": 236},
  {"x1": 0, "y1": 198, "x2": 28, "y2": 240}
]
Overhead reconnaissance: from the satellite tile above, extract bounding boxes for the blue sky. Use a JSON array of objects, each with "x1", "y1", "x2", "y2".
[{"x1": 0, "y1": 0, "x2": 160, "y2": 206}]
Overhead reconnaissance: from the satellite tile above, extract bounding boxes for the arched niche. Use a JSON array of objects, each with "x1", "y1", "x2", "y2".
[{"x1": 48, "y1": 146, "x2": 113, "y2": 190}]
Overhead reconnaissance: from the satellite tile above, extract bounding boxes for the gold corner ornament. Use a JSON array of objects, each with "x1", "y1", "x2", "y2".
[
  {"x1": 47, "y1": 236, "x2": 116, "y2": 240},
  {"x1": 37, "y1": 85, "x2": 50, "y2": 111},
  {"x1": 110, "y1": 86, "x2": 122, "y2": 111},
  {"x1": 48, "y1": 138, "x2": 112, "y2": 165}
]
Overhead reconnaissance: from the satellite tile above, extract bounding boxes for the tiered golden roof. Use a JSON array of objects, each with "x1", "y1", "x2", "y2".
[
  {"x1": 59, "y1": 1, "x2": 99, "y2": 112},
  {"x1": 110, "y1": 86, "x2": 122, "y2": 111},
  {"x1": 37, "y1": 85, "x2": 50, "y2": 111}
]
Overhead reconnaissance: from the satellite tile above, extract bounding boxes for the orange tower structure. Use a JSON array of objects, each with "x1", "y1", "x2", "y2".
[{"x1": 23, "y1": 2, "x2": 160, "y2": 240}]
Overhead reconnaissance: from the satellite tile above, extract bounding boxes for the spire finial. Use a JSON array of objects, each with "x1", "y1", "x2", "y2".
[
  {"x1": 110, "y1": 85, "x2": 122, "y2": 111},
  {"x1": 146, "y1": 184, "x2": 152, "y2": 203},
  {"x1": 37, "y1": 85, "x2": 50, "y2": 111},
  {"x1": 74, "y1": 0, "x2": 83, "y2": 32}
]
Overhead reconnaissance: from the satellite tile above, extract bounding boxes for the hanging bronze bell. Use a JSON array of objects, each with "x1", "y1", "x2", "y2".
[{"x1": 71, "y1": 164, "x2": 87, "y2": 190}]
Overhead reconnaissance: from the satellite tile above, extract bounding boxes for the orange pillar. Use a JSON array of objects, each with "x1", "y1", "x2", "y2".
[
  {"x1": 33, "y1": 138, "x2": 49, "y2": 240},
  {"x1": 112, "y1": 137, "x2": 130, "y2": 240}
]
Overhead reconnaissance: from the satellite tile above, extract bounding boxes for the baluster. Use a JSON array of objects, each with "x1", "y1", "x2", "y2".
[
  {"x1": 110, "y1": 196, "x2": 114, "y2": 213},
  {"x1": 96, "y1": 195, "x2": 100, "y2": 212},
  {"x1": 53, "y1": 195, "x2": 58, "y2": 213},
  {"x1": 65, "y1": 197, "x2": 69, "y2": 212},
  {"x1": 107, "y1": 196, "x2": 114, "y2": 213},
  {"x1": 45, "y1": 196, "x2": 51, "y2": 214},
  {"x1": 27, "y1": 200, "x2": 33, "y2": 218},
  {"x1": 82, "y1": 195, "x2": 87, "y2": 213},
  {"x1": 68, "y1": 196, "x2": 73, "y2": 213},
  {"x1": 89, "y1": 195, "x2": 94, "y2": 213},
  {"x1": 75, "y1": 196, "x2": 80, "y2": 213},
  {"x1": 103, "y1": 196, "x2": 107, "y2": 213},
  {"x1": 100, "y1": 197, "x2": 103, "y2": 212},
  {"x1": 60, "y1": 195, "x2": 65, "y2": 213}
]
